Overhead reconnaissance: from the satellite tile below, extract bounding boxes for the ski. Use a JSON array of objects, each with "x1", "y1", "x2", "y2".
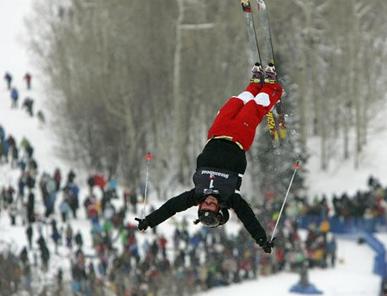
[
  {"x1": 253, "y1": 0, "x2": 274, "y2": 66},
  {"x1": 240, "y1": 0, "x2": 260, "y2": 65},
  {"x1": 253, "y1": 0, "x2": 287, "y2": 141},
  {"x1": 240, "y1": 0, "x2": 279, "y2": 142}
]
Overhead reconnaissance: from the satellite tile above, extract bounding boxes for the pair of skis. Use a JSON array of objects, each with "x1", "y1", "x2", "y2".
[{"x1": 240, "y1": 0, "x2": 286, "y2": 144}]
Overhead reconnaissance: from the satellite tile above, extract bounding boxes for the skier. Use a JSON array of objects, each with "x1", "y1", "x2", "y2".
[{"x1": 135, "y1": 64, "x2": 283, "y2": 253}]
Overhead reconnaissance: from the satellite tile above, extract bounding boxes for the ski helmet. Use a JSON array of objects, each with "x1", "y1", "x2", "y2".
[
  {"x1": 196, "y1": 208, "x2": 230, "y2": 228},
  {"x1": 197, "y1": 209, "x2": 221, "y2": 228}
]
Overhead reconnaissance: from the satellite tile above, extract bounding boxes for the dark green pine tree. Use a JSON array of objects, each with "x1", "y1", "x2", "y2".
[{"x1": 248, "y1": 78, "x2": 307, "y2": 204}]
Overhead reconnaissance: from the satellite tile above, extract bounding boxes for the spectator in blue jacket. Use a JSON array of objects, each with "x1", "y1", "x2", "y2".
[{"x1": 10, "y1": 87, "x2": 19, "y2": 108}]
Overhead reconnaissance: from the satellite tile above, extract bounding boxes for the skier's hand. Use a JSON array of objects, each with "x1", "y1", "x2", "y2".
[
  {"x1": 135, "y1": 217, "x2": 149, "y2": 231},
  {"x1": 256, "y1": 237, "x2": 275, "y2": 254}
]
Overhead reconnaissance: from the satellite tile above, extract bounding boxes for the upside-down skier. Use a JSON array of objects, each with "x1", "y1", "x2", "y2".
[{"x1": 136, "y1": 64, "x2": 284, "y2": 254}]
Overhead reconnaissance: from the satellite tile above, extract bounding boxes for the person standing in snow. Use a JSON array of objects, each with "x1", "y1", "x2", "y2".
[
  {"x1": 22, "y1": 97, "x2": 34, "y2": 117},
  {"x1": 74, "y1": 231, "x2": 84, "y2": 249},
  {"x1": 59, "y1": 197, "x2": 71, "y2": 223},
  {"x1": 0, "y1": 125, "x2": 5, "y2": 163},
  {"x1": 4, "y1": 72, "x2": 12, "y2": 90},
  {"x1": 26, "y1": 224, "x2": 33, "y2": 249},
  {"x1": 129, "y1": 189, "x2": 138, "y2": 214},
  {"x1": 51, "y1": 219, "x2": 61, "y2": 254},
  {"x1": 26, "y1": 192, "x2": 35, "y2": 223},
  {"x1": 37, "y1": 110, "x2": 46, "y2": 125},
  {"x1": 36, "y1": 233, "x2": 50, "y2": 271},
  {"x1": 10, "y1": 87, "x2": 19, "y2": 108},
  {"x1": 23, "y1": 72, "x2": 32, "y2": 90},
  {"x1": 53, "y1": 168, "x2": 62, "y2": 191},
  {"x1": 0, "y1": 125, "x2": 5, "y2": 143},
  {"x1": 135, "y1": 64, "x2": 283, "y2": 253},
  {"x1": 9, "y1": 202, "x2": 17, "y2": 225},
  {"x1": 65, "y1": 224, "x2": 74, "y2": 249}
]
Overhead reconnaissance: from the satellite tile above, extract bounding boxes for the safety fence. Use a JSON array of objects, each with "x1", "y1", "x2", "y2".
[
  {"x1": 298, "y1": 215, "x2": 387, "y2": 285},
  {"x1": 298, "y1": 215, "x2": 386, "y2": 234}
]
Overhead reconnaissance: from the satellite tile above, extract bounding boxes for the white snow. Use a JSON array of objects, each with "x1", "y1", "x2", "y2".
[
  {"x1": 0, "y1": 1, "x2": 386, "y2": 295},
  {"x1": 0, "y1": 0, "x2": 31, "y2": 78},
  {"x1": 305, "y1": 99, "x2": 387, "y2": 198}
]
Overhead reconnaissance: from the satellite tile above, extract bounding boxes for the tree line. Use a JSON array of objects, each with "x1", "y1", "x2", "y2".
[{"x1": 27, "y1": 0, "x2": 387, "y2": 199}]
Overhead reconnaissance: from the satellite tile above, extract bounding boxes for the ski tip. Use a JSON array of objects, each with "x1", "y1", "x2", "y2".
[{"x1": 256, "y1": 0, "x2": 267, "y2": 11}]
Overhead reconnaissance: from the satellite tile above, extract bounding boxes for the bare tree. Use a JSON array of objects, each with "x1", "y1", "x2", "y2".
[{"x1": 27, "y1": 0, "x2": 387, "y2": 198}]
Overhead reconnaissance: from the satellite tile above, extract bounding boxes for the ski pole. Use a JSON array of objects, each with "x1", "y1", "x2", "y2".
[
  {"x1": 270, "y1": 160, "x2": 300, "y2": 242},
  {"x1": 140, "y1": 152, "x2": 153, "y2": 219}
]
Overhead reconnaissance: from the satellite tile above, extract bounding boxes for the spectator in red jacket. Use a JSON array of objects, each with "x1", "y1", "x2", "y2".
[{"x1": 24, "y1": 72, "x2": 32, "y2": 90}]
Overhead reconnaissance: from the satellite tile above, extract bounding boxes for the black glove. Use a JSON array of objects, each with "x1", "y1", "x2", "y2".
[
  {"x1": 256, "y1": 237, "x2": 275, "y2": 254},
  {"x1": 135, "y1": 217, "x2": 149, "y2": 231}
]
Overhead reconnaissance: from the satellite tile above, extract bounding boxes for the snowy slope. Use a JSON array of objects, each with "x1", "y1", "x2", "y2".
[
  {"x1": 0, "y1": 1, "x2": 385, "y2": 296},
  {"x1": 305, "y1": 104, "x2": 387, "y2": 197},
  {"x1": 0, "y1": 0, "x2": 31, "y2": 78},
  {"x1": 0, "y1": 0, "x2": 70, "y2": 175}
]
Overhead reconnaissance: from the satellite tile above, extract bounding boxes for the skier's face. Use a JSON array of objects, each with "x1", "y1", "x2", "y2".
[{"x1": 199, "y1": 195, "x2": 220, "y2": 213}]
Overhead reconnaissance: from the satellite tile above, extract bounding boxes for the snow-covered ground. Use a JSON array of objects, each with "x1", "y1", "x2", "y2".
[
  {"x1": 0, "y1": 0, "x2": 31, "y2": 78},
  {"x1": 0, "y1": 1, "x2": 386, "y2": 295},
  {"x1": 197, "y1": 237, "x2": 380, "y2": 296},
  {"x1": 306, "y1": 112, "x2": 387, "y2": 197}
]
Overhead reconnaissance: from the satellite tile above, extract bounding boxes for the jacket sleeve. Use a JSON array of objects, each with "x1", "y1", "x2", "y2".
[
  {"x1": 229, "y1": 194, "x2": 267, "y2": 242},
  {"x1": 145, "y1": 188, "x2": 197, "y2": 228}
]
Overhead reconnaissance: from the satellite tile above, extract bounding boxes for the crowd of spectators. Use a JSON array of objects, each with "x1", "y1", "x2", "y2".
[
  {"x1": 1, "y1": 72, "x2": 386, "y2": 295},
  {"x1": 285, "y1": 175, "x2": 387, "y2": 226},
  {"x1": 0, "y1": 121, "x2": 343, "y2": 296}
]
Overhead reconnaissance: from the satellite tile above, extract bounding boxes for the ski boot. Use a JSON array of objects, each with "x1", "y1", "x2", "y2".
[
  {"x1": 250, "y1": 62, "x2": 264, "y2": 83},
  {"x1": 264, "y1": 63, "x2": 277, "y2": 83}
]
